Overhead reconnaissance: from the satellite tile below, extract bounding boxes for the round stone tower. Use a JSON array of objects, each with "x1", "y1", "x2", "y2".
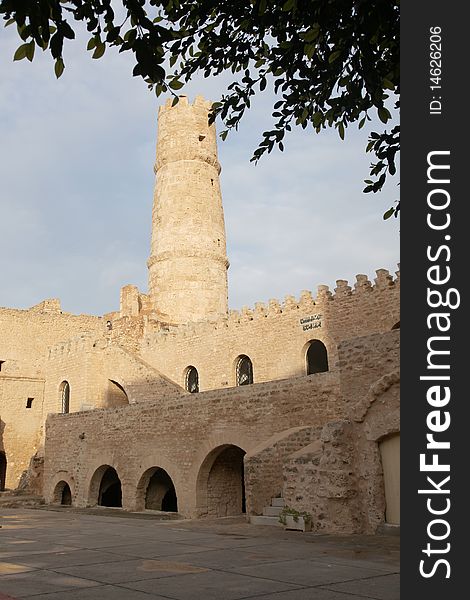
[{"x1": 147, "y1": 95, "x2": 229, "y2": 324}]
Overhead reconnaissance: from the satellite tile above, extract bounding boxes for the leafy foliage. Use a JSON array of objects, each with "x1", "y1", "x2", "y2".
[{"x1": 1, "y1": 0, "x2": 400, "y2": 216}]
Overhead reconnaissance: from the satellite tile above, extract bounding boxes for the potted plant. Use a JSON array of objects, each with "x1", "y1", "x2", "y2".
[{"x1": 278, "y1": 506, "x2": 312, "y2": 532}]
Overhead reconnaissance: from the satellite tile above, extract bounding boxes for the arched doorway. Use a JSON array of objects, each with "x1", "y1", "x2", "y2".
[
  {"x1": 59, "y1": 381, "x2": 70, "y2": 413},
  {"x1": 89, "y1": 466, "x2": 122, "y2": 508},
  {"x1": 137, "y1": 467, "x2": 178, "y2": 512},
  {"x1": 236, "y1": 355, "x2": 253, "y2": 386},
  {"x1": 197, "y1": 445, "x2": 246, "y2": 517},
  {"x1": 379, "y1": 433, "x2": 400, "y2": 525},
  {"x1": 306, "y1": 340, "x2": 329, "y2": 374},
  {"x1": 0, "y1": 451, "x2": 7, "y2": 491},
  {"x1": 53, "y1": 480, "x2": 72, "y2": 505}
]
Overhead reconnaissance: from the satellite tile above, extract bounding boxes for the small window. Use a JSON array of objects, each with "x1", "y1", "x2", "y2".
[
  {"x1": 185, "y1": 366, "x2": 199, "y2": 393},
  {"x1": 236, "y1": 355, "x2": 253, "y2": 386},
  {"x1": 306, "y1": 340, "x2": 329, "y2": 375},
  {"x1": 0, "y1": 360, "x2": 4, "y2": 372},
  {"x1": 26, "y1": 398, "x2": 34, "y2": 409},
  {"x1": 60, "y1": 381, "x2": 70, "y2": 414}
]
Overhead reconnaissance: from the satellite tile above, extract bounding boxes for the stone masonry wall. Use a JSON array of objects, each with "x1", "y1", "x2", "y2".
[
  {"x1": 0, "y1": 303, "x2": 102, "y2": 489},
  {"x1": 43, "y1": 371, "x2": 341, "y2": 517},
  {"x1": 283, "y1": 330, "x2": 400, "y2": 533},
  {"x1": 138, "y1": 268, "x2": 399, "y2": 391}
]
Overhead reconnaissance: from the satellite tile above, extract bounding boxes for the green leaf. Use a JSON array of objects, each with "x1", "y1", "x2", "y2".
[
  {"x1": 4, "y1": 18, "x2": 15, "y2": 27},
  {"x1": 220, "y1": 130, "x2": 228, "y2": 141},
  {"x1": 258, "y1": 0, "x2": 267, "y2": 16},
  {"x1": 358, "y1": 116, "x2": 366, "y2": 129},
  {"x1": 13, "y1": 44, "x2": 29, "y2": 61},
  {"x1": 92, "y1": 43, "x2": 105, "y2": 59},
  {"x1": 169, "y1": 78, "x2": 184, "y2": 90},
  {"x1": 383, "y1": 78, "x2": 395, "y2": 90},
  {"x1": 301, "y1": 24, "x2": 320, "y2": 42},
  {"x1": 172, "y1": 96, "x2": 180, "y2": 106},
  {"x1": 87, "y1": 38, "x2": 96, "y2": 51},
  {"x1": 328, "y1": 50, "x2": 341, "y2": 64},
  {"x1": 25, "y1": 40, "x2": 35, "y2": 62},
  {"x1": 378, "y1": 107, "x2": 391, "y2": 123},
  {"x1": 304, "y1": 44, "x2": 315, "y2": 59},
  {"x1": 282, "y1": 0, "x2": 296, "y2": 11},
  {"x1": 54, "y1": 58, "x2": 64, "y2": 78},
  {"x1": 383, "y1": 207, "x2": 395, "y2": 220},
  {"x1": 169, "y1": 54, "x2": 178, "y2": 67},
  {"x1": 338, "y1": 122, "x2": 345, "y2": 140}
]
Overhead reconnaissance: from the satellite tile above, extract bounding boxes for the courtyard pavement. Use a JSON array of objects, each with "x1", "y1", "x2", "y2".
[{"x1": 0, "y1": 508, "x2": 399, "y2": 600}]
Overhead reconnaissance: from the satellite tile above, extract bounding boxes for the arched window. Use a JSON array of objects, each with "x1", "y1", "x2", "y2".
[
  {"x1": 185, "y1": 366, "x2": 199, "y2": 393},
  {"x1": 59, "y1": 381, "x2": 70, "y2": 414},
  {"x1": 306, "y1": 340, "x2": 329, "y2": 375},
  {"x1": 236, "y1": 355, "x2": 253, "y2": 386}
]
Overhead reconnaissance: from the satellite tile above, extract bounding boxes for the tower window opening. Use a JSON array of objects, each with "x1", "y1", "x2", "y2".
[
  {"x1": 0, "y1": 360, "x2": 4, "y2": 372},
  {"x1": 26, "y1": 398, "x2": 34, "y2": 409},
  {"x1": 236, "y1": 355, "x2": 253, "y2": 386},
  {"x1": 60, "y1": 381, "x2": 70, "y2": 414},
  {"x1": 185, "y1": 366, "x2": 199, "y2": 393}
]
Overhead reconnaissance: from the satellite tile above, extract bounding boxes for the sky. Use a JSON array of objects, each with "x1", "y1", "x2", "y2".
[{"x1": 0, "y1": 23, "x2": 399, "y2": 316}]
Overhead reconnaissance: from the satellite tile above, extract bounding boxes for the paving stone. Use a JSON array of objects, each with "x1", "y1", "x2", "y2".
[
  {"x1": 121, "y1": 570, "x2": 301, "y2": 600},
  {"x1": 0, "y1": 570, "x2": 100, "y2": 598},
  {"x1": 321, "y1": 573, "x2": 400, "y2": 600}
]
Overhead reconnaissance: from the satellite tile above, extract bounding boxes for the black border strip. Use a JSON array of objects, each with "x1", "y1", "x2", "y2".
[{"x1": 401, "y1": 3, "x2": 467, "y2": 596}]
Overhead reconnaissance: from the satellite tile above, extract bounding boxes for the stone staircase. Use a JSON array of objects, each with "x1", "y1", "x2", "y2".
[
  {"x1": 250, "y1": 496, "x2": 284, "y2": 527},
  {"x1": 0, "y1": 490, "x2": 45, "y2": 509}
]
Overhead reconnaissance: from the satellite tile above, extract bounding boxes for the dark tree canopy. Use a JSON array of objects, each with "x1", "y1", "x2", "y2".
[{"x1": 1, "y1": 0, "x2": 400, "y2": 218}]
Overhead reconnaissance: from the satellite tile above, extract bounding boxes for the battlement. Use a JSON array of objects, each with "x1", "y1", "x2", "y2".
[
  {"x1": 143, "y1": 265, "x2": 400, "y2": 345},
  {"x1": 158, "y1": 94, "x2": 213, "y2": 115}
]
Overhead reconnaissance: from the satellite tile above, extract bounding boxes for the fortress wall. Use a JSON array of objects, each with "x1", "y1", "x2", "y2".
[
  {"x1": 44, "y1": 336, "x2": 186, "y2": 416},
  {"x1": 0, "y1": 304, "x2": 102, "y2": 377},
  {"x1": 44, "y1": 370, "x2": 341, "y2": 516},
  {"x1": 0, "y1": 304, "x2": 103, "y2": 489},
  {"x1": 139, "y1": 268, "x2": 400, "y2": 391},
  {"x1": 0, "y1": 377, "x2": 44, "y2": 488}
]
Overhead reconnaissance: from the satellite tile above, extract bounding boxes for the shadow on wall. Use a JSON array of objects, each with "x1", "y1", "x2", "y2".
[
  {"x1": 196, "y1": 444, "x2": 246, "y2": 518},
  {"x1": 136, "y1": 467, "x2": 178, "y2": 512},
  {"x1": 53, "y1": 480, "x2": 72, "y2": 505},
  {"x1": 104, "y1": 380, "x2": 129, "y2": 408},
  {"x1": 88, "y1": 465, "x2": 122, "y2": 508}
]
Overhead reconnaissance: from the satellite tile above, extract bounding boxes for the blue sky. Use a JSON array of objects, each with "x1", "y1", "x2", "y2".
[{"x1": 0, "y1": 24, "x2": 399, "y2": 316}]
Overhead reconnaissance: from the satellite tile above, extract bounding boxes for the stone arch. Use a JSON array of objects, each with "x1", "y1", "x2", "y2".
[
  {"x1": 196, "y1": 444, "x2": 247, "y2": 517},
  {"x1": 184, "y1": 366, "x2": 199, "y2": 393},
  {"x1": 104, "y1": 380, "x2": 129, "y2": 408},
  {"x1": 59, "y1": 381, "x2": 70, "y2": 414},
  {"x1": 136, "y1": 467, "x2": 178, "y2": 512},
  {"x1": 0, "y1": 451, "x2": 6, "y2": 491},
  {"x1": 53, "y1": 480, "x2": 73, "y2": 506},
  {"x1": 305, "y1": 339, "x2": 329, "y2": 374},
  {"x1": 235, "y1": 355, "x2": 253, "y2": 386},
  {"x1": 88, "y1": 465, "x2": 122, "y2": 508}
]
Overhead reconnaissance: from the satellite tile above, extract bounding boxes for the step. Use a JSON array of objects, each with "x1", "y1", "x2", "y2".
[
  {"x1": 271, "y1": 497, "x2": 285, "y2": 508},
  {"x1": 263, "y1": 505, "x2": 282, "y2": 517},
  {"x1": 250, "y1": 515, "x2": 282, "y2": 527}
]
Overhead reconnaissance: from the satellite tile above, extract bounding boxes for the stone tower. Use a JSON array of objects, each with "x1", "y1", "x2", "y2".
[{"x1": 147, "y1": 95, "x2": 229, "y2": 324}]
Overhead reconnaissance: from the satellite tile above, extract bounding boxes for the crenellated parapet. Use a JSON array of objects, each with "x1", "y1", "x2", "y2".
[{"x1": 141, "y1": 265, "x2": 400, "y2": 348}]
